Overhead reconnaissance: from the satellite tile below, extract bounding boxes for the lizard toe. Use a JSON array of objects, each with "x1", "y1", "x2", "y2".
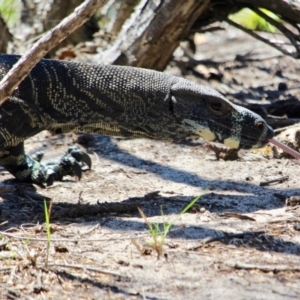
[
  {"x1": 32, "y1": 151, "x2": 44, "y2": 162},
  {"x1": 42, "y1": 154, "x2": 84, "y2": 185},
  {"x1": 69, "y1": 160, "x2": 83, "y2": 180},
  {"x1": 67, "y1": 146, "x2": 92, "y2": 169},
  {"x1": 58, "y1": 155, "x2": 82, "y2": 180}
]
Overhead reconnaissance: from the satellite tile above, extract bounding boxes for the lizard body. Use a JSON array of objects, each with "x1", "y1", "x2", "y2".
[{"x1": 0, "y1": 54, "x2": 273, "y2": 185}]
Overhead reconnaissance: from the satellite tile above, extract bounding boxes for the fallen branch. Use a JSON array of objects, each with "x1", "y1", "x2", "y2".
[
  {"x1": 0, "y1": 0, "x2": 107, "y2": 106},
  {"x1": 51, "y1": 202, "x2": 139, "y2": 219}
]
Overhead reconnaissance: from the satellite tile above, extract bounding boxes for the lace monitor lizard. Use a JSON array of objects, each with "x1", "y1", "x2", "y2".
[{"x1": 0, "y1": 54, "x2": 274, "y2": 186}]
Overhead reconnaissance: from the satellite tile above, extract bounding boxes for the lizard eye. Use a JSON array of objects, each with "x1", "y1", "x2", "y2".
[
  {"x1": 210, "y1": 101, "x2": 222, "y2": 112},
  {"x1": 206, "y1": 98, "x2": 230, "y2": 116}
]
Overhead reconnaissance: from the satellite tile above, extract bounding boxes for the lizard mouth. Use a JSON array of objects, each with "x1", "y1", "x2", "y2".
[
  {"x1": 240, "y1": 137, "x2": 272, "y2": 149},
  {"x1": 248, "y1": 124, "x2": 274, "y2": 145},
  {"x1": 226, "y1": 124, "x2": 274, "y2": 149},
  {"x1": 183, "y1": 117, "x2": 274, "y2": 149}
]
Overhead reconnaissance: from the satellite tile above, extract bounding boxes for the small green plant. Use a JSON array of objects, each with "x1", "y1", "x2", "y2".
[
  {"x1": 44, "y1": 199, "x2": 52, "y2": 268},
  {"x1": 138, "y1": 195, "x2": 201, "y2": 257},
  {"x1": 229, "y1": 8, "x2": 281, "y2": 33}
]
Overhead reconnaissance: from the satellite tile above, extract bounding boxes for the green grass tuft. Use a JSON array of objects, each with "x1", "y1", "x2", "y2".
[
  {"x1": 138, "y1": 195, "x2": 201, "y2": 257},
  {"x1": 44, "y1": 199, "x2": 52, "y2": 268}
]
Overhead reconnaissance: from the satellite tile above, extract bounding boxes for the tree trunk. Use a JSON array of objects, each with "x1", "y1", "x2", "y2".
[
  {"x1": 110, "y1": 0, "x2": 139, "y2": 36},
  {"x1": 99, "y1": 0, "x2": 210, "y2": 71},
  {"x1": 98, "y1": 0, "x2": 300, "y2": 70}
]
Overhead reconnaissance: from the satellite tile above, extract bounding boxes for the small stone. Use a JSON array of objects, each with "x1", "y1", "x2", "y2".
[
  {"x1": 293, "y1": 223, "x2": 300, "y2": 231},
  {"x1": 278, "y1": 82, "x2": 288, "y2": 91}
]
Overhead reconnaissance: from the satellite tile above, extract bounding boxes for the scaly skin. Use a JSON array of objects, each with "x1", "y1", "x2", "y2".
[{"x1": 0, "y1": 54, "x2": 274, "y2": 185}]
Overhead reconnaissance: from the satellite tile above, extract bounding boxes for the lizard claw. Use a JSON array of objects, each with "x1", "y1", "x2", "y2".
[
  {"x1": 70, "y1": 160, "x2": 83, "y2": 180},
  {"x1": 39, "y1": 146, "x2": 91, "y2": 185},
  {"x1": 67, "y1": 146, "x2": 92, "y2": 169},
  {"x1": 46, "y1": 173, "x2": 54, "y2": 186},
  {"x1": 7, "y1": 145, "x2": 92, "y2": 186},
  {"x1": 43, "y1": 157, "x2": 83, "y2": 186},
  {"x1": 58, "y1": 155, "x2": 83, "y2": 180}
]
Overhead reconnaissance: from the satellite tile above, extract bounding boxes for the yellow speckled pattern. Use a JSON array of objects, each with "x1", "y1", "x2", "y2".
[{"x1": 224, "y1": 137, "x2": 240, "y2": 149}]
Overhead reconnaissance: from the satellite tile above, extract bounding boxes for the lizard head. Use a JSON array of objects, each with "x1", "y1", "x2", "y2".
[{"x1": 168, "y1": 81, "x2": 274, "y2": 149}]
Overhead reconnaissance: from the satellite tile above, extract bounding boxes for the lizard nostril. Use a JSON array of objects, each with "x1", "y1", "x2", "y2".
[{"x1": 256, "y1": 121, "x2": 264, "y2": 130}]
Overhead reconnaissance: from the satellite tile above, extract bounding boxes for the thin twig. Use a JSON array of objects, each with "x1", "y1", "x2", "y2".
[
  {"x1": 0, "y1": 221, "x2": 8, "y2": 227},
  {"x1": 259, "y1": 176, "x2": 289, "y2": 186},
  {"x1": 228, "y1": 262, "x2": 300, "y2": 272},
  {"x1": 0, "y1": 283, "x2": 34, "y2": 300},
  {"x1": 48, "y1": 263, "x2": 124, "y2": 277},
  {"x1": 0, "y1": 231, "x2": 147, "y2": 242},
  {"x1": 252, "y1": 8, "x2": 300, "y2": 53},
  {"x1": 0, "y1": 267, "x2": 13, "y2": 273},
  {"x1": 225, "y1": 17, "x2": 296, "y2": 58},
  {"x1": 79, "y1": 224, "x2": 100, "y2": 237},
  {"x1": 0, "y1": 0, "x2": 107, "y2": 106}
]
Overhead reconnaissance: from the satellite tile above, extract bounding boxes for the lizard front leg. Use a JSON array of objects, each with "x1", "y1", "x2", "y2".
[{"x1": 0, "y1": 143, "x2": 91, "y2": 186}]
